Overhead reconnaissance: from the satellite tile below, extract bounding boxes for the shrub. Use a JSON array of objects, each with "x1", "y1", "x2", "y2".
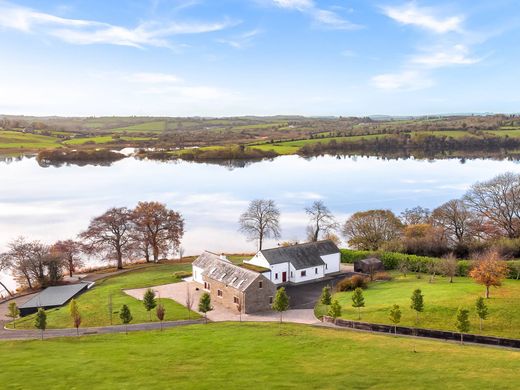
[
  {"x1": 340, "y1": 249, "x2": 370, "y2": 263},
  {"x1": 456, "y1": 260, "x2": 472, "y2": 277},
  {"x1": 336, "y1": 275, "x2": 368, "y2": 292},
  {"x1": 374, "y1": 272, "x2": 393, "y2": 281},
  {"x1": 173, "y1": 271, "x2": 192, "y2": 279}
]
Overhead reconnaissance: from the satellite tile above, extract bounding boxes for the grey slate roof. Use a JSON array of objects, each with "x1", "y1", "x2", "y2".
[
  {"x1": 193, "y1": 251, "x2": 261, "y2": 292},
  {"x1": 259, "y1": 240, "x2": 340, "y2": 270},
  {"x1": 19, "y1": 281, "x2": 93, "y2": 309},
  {"x1": 358, "y1": 257, "x2": 382, "y2": 265}
]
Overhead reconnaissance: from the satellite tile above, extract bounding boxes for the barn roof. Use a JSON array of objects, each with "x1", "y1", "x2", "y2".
[
  {"x1": 259, "y1": 240, "x2": 339, "y2": 270},
  {"x1": 193, "y1": 251, "x2": 261, "y2": 292},
  {"x1": 19, "y1": 281, "x2": 93, "y2": 310}
]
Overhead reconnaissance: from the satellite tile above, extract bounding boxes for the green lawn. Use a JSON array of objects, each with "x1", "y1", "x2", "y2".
[
  {"x1": 316, "y1": 274, "x2": 520, "y2": 339},
  {"x1": 11, "y1": 263, "x2": 199, "y2": 329},
  {"x1": 0, "y1": 323, "x2": 518, "y2": 389},
  {"x1": 0, "y1": 130, "x2": 60, "y2": 150}
]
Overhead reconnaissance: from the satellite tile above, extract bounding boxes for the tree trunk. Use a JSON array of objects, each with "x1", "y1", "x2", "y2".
[
  {"x1": 153, "y1": 243, "x2": 159, "y2": 263},
  {"x1": 259, "y1": 232, "x2": 263, "y2": 251},
  {"x1": 485, "y1": 285, "x2": 490, "y2": 299},
  {"x1": 358, "y1": 308, "x2": 361, "y2": 320},
  {"x1": 26, "y1": 275, "x2": 33, "y2": 290},
  {"x1": 460, "y1": 333, "x2": 463, "y2": 345},
  {"x1": 0, "y1": 281, "x2": 13, "y2": 297},
  {"x1": 116, "y1": 249, "x2": 123, "y2": 270},
  {"x1": 479, "y1": 317, "x2": 482, "y2": 331}
]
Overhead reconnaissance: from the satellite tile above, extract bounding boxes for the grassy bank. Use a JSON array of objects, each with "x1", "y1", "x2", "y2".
[
  {"x1": 1, "y1": 323, "x2": 519, "y2": 389},
  {"x1": 315, "y1": 274, "x2": 520, "y2": 339},
  {"x1": 10, "y1": 263, "x2": 199, "y2": 329}
]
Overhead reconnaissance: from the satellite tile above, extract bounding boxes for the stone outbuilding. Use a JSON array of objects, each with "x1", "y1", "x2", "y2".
[
  {"x1": 192, "y1": 251, "x2": 276, "y2": 314},
  {"x1": 354, "y1": 257, "x2": 384, "y2": 274}
]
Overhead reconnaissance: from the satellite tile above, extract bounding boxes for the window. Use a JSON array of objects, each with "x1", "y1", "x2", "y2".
[
  {"x1": 217, "y1": 289, "x2": 223, "y2": 297},
  {"x1": 204, "y1": 282, "x2": 211, "y2": 291},
  {"x1": 301, "y1": 270, "x2": 307, "y2": 277},
  {"x1": 234, "y1": 296, "x2": 240, "y2": 305},
  {"x1": 275, "y1": 273, "x2": 279, "y2": 280},
  {"x1": 269, "y1": 296, "x2": 273, "y2": 304},
  {"x1": 315, "y1": 268, "x2": 318, "y2": 274},
  {"x1": 326, "y1": 264, "x2": 328, "y2": 270},
  {"x1": 259, "y1": 281, "x2": 263, "y2": 289}
]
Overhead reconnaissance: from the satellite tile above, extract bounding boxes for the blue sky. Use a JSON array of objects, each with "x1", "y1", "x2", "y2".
[{"x1": 0, "y1": 0, "x2": 519, "y2": 116}]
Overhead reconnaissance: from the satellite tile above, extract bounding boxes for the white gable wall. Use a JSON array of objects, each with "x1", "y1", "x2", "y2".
[
  {"x1": 246, "y1": 252, "x2": 290, "y2": 285},
  {"x1": 192, "y1": 265, "x2": 205, "y2": 284},
  {"x1": 321, "y1": 252, "x2": 340, "y2": 274}
]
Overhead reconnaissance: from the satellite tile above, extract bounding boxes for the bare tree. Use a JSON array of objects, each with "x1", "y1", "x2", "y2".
[
  {"x1": 79, "y1": 207, "x2": 134, "y2": 270},
  {"x1": 50, "y1": 240, "x2": 83, "y2": 277},
  {"x1": 464, "y1": 172, "x2": 520, "y2": 239},
  {"x1": 342, "y1": 210, "x2": 403, "y2": 251},
  {"x1": 239, "y1": 199, "x2": 281, "y2": 250},
  {"x1": 400, "y1": 206, "x2": 431, "y2": 225},
  {"x1": 440, "y1": 254, "x2": 458, "y2": 283},
  {"x1": 305, "y1": 200, "x2": 338, "y2": 242},
  {"x1": 131, "y1": 201, "x2": 184, "y2": 262},
  {"x1": 185, "y1": 284, "x2": 194, "y2": 320},
  {"x1": 0, "y1": 255, "x2": 13, "y2": 297},
  {"x1": 432, "y1": 199, "x2": 477, "y2": 250}
]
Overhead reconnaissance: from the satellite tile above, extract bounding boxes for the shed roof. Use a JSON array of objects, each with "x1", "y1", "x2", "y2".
[
  {"x1": 259, "y1": 240, "x2": 339, "y2": 270},
  {"x1": 193, "y1": 251, "x2": 261, "y2": 292},
  {"x1": 19, "y1": 282, "x2": 93, "y2": 309},
  {"x1": 358, "y1": 257, "x2": 382, "y2": 265}
]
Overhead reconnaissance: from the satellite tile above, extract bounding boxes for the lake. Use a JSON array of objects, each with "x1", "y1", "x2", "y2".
[{"x1": 2, "y1": 154, "x2": 520, "y2": 291}]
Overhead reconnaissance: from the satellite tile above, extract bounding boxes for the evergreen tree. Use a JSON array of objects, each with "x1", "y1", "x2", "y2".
[
  {"x1": 198, "y1": 292, "x2": 212, "y2": 324},
  {"x1": 143, "y1": 288, "x2": 157, "y2": 321},
  {"x1": 272, "y1": 287, "x2": 290, "y2": 323},
  {"x1": 7, "y1": 302, "x2": 19, "y2": 329},
  {"x1": 389, "y1": 304, "x2": 402, "y2": 334},
  {"x1": 351, "y1": 288, "x2": 365, "y2": 320},
  {"x1": 320, "y1": 286, "x2": 332, "y2": 306},
  {"x1": 455, "y1": 307, "x2": 470, "y2": 344},
  {"x1": 328, "y1": 299, "x2": 342, "y2": 321},
  {"x1": 475, "y1": 297, "x2": 488, "y2": 331},
  {"x1": 119, "y1": 304, "x2": 133, "y2": 334},
  {"x1": 410, "y1": 289, "x2": 424, "y2": 324},
  {"x1": 34, "y1": 308, "x2": 47, "y2": 340}
]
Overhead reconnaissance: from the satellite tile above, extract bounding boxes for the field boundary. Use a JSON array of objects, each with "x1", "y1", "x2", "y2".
[{"x1": 322, "y1": 316, "x2": 520, "y2": 349}]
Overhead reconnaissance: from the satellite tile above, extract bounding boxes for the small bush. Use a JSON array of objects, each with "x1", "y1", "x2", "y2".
[
  {"x1": 336, "y1": 275, "x2": 368, "y2": 292},
  {"x1": 374, "y1": 272, "x2": 393, "y2": 281},
  {"x1": 173, "y1": 271, "x2": 192, "y2": 279}
]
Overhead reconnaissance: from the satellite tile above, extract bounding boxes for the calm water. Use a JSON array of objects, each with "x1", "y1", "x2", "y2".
[{"x1": 1, "y1": 155, "x2": 520, "y2": 290}]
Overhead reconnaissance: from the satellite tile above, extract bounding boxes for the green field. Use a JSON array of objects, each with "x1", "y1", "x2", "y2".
[
  {"x1": 315, "y1": 274, "x2": 520, "y2": 339},
  {"x1": 1, "y1": 323, "x2": 519, "y2": 389},
  {"x1": 110, "y1": 120, "x2": 166, "y2": 133},
  {"x1": 64, "y1": 135, "x2": 153, "y2": 145},
  {"x1": 11, "y1": 263, "x2": 199, "y2": 329},
  {"x1": 0, "y1": 130, "x2": 60, "y2": 150}
]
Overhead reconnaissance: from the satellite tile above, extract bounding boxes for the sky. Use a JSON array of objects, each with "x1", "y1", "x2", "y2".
[{"x1": 0, "y1": 0, "x2": 519, "y2": 117}]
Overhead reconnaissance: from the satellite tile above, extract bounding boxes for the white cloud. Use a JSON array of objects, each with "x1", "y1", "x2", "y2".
[
  {"x1": 126, "y1": 72, "x2": 182, "y2": 83},
  {"x1": 371, "y1": 70, "x2": 434, "y2": 91},
  {"x1": 272, "y1": 0, "x2": 361, "y2": 30},
  {"x1": 411, "y1": 45, "x2": 481, "y2": 68},
  {"x1": 0, "y1": 1, "x2": 234, "y2": 48},
  {"x1": 217, "y1": 29, "x2": 262, "y2": 49},
  {"x1": 382, "y1": 2, "x2": 463, "y2": 34}
]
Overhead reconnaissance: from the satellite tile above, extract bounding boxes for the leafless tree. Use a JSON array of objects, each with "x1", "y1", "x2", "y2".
[
  {"x1": 131, "y1": 201, "x2": 184, "y2": 262},
  {"x1": 400, "y1": 206, "x2": 431, "y2": 225},
  {"x1": 440, "y1": 254, "x2": 458, "y2": 283},
  {"x1": 79, "y1": 207, "x2": 134, "y2": 270},
  {"x1": 185, "y1": 284, "x2": 194, "y2": 320},
  {"x1": 305, "y1": 200, "x2": 338, "y2": 242},
  {"x1": 178, "y1": 246, "x2": 185, "y2": 261},
  {"x1": 50, "y1": 240, "x2": 83, "y2": 277},
  {"x1": 239, "y1": 199, "x2": 281, "y2": 250},
  {"x1": 0, "y1": 254, "x2": 13, "y2": 297},
  {"x1": 342, "y1": 210, "x2": 403, "y2": 251},
  {"x1": 463, "y1": 172, "x2": 520, "y2": 239},
  {"x1": 432, "y1": 199, "x2": 477, "y2": 249}
]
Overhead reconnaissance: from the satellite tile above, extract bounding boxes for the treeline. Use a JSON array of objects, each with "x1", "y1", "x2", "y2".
[
  {"x1": 0, "y1": 202, "x2": 184, "y2": 293},
  {"x1": 298, "y1": 134, "x2": 520, "y2": 158},
  {"x1": 37, "y1": 149, "x2": 126, "y2": 167},
  {"x1": 141, "y1": 145, "x2": 279, "y2": 162}
]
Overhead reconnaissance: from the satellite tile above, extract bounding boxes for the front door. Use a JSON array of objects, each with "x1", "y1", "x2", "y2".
[{"x1": 282, "y1": 271, "x2": 287, "y2": 282}]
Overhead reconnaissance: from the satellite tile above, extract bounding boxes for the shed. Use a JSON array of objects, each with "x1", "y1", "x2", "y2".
[
  {"x1": 354, "y1": 257, "x2": 384, "y2": 273},
  {"x1": 18, "y1": 281, "x2": 94, "y2": 316}
]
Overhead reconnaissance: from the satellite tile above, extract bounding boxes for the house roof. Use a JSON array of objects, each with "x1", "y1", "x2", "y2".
[
  {"x1": 19, "y1": 281, "x2": 93, "y2": 309},
  {"x1": 357, "y1": 257, "x2": 382, "y2": 265},
  {"x1": 259, "y1": 240, "x2": 339, "y2": 270},
  {"x1": 193, "y1": 251, "x2": 262, "y2": 292}
]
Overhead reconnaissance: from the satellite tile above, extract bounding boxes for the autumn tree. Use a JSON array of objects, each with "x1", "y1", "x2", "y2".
[
  {"x1": 305, "y1": 200, "x2": 338, "y2": 242},
  {"x1": 469, "y1": 250, "x2": 508, "y2": 298},
  {"x1": 131, "y1": 201, "x2": 184, "y2": 262},
  {"x1": 50, "y1": 240, "x2": 83, "y2": 277},
  {"x1": 69, "y1": 299, "x2": 81, "y2": 336},
  {"x1": 156, "y1": 304, "x2": 166, "y2": 331},
  {"x1": 342, "y1": 210, "x2": 402, "y2": 251},
  {"x1": 401, "y1": 224, "x2": 448, "y2": 257},
  {"x1": 80, "y1": 207, "x2": 134, "y2": 270},
  {"x1": 239, "y1": 199, "x2": 281, "y2": 250}
]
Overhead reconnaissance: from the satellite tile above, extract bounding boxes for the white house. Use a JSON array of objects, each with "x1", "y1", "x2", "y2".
[{"x1": 244, "y1": 240, "x2": 341, "y2": 285}]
